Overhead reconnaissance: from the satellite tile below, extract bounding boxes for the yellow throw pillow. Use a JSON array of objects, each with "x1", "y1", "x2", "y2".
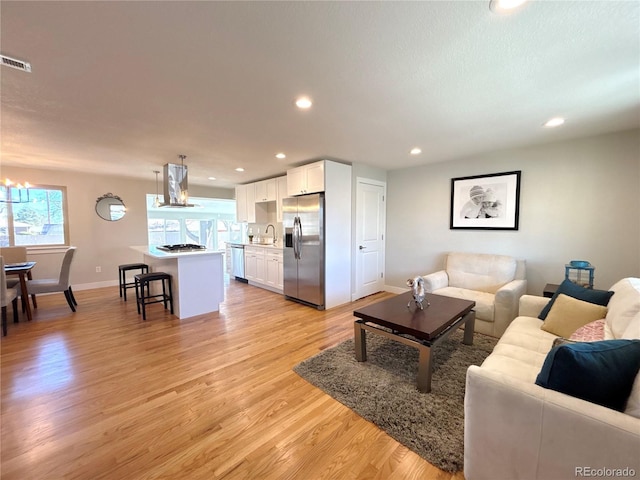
[{"x1": 541, "y1": 294, "x2": 608, "y2": 338}]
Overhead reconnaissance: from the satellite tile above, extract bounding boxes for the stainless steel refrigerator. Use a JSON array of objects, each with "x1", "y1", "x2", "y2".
[{"x1": 283, "y1": 193, "x2": 325, "y2": 309}]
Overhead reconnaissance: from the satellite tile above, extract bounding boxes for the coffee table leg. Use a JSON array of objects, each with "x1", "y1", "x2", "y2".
[
  {"x1": 462, "y1": 311, "x2": 475, "y2": 345},
  {"x1": 354, "y1": 320, "x2": 367, "y2": 362},
  {"x1": 417, "y1": 344, "x2": 433, "y2": 393}
]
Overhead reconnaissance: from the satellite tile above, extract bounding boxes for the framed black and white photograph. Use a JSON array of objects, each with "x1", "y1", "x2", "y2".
[{"x1": 450, "y1": 170, "x2": 521, "y2": 230}]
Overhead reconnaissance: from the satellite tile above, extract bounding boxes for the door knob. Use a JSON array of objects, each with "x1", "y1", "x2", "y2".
[{"x1": 359, "y1": 245, "x2": 366, "y2": 250}]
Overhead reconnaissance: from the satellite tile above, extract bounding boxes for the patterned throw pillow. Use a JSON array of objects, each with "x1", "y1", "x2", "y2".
[{"x1": 569, "y1": 319, "x2": 606, "y2": 342}]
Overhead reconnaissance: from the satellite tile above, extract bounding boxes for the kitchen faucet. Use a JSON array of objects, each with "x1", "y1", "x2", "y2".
[{"x1": 265, "y1": 224, "x2": 276, "y2": 244}]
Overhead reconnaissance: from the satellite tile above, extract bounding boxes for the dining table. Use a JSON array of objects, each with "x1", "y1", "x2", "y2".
[{"x1": 4, "y1": 261, "x2": 36, "y2": 322}]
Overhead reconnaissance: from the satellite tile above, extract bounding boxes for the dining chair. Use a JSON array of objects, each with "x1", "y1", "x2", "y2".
[
  {"x1": 1, "y1": 256, "x2": 20, "y2": 336},
  {"x1": 27, "y1": 247, "x2": 78, "y2": 312},
  {"x1": 0, "y1": 246, "x2": 27, "y2": 289}
]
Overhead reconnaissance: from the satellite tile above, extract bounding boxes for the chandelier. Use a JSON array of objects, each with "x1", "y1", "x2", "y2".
[{"x1": 0, "y1": 178, "x2": 32, "y2": 203}]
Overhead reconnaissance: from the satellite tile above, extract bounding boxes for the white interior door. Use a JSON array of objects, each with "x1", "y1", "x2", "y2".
[{"x1": 354, "y1": 178, "x2": 386, "y2": 300}]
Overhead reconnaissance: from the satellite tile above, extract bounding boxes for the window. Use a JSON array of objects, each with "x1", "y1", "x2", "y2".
[
  {"x1": 0, "y1": 185, "x2": 69, "y2": 246},
  {"x1": 146, "y1": 195, "x2": 239, "y2": 250}
]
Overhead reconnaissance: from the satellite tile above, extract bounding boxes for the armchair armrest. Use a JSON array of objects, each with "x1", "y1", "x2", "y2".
[
  {"x1": 422, "y1": 270, "x2": 448, "y2": 292},
  {"x1": 493, "y1": 279, "x2": 527, "y2": 336}
]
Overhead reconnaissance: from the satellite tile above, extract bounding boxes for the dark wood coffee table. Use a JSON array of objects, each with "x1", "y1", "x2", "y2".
[{"x1": 353, "y1": 291, "x2": 475, "y2": 393}]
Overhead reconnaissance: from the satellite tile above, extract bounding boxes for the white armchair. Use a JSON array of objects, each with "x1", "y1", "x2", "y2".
[{"x1": 422, "y1": 252, "x2": 527, "y2": 337}]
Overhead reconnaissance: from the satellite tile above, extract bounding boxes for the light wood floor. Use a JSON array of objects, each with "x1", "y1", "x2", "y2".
[{"x1": 1, "y1": 279, "x2": 466, "y2": 480}]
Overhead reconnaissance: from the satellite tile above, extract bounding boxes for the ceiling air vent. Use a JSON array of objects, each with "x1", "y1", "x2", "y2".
[{"x1": 1, "y1": 55, "x2": 31, "y2": 73}]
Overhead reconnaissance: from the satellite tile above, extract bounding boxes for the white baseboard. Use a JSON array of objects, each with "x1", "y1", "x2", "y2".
[
  {"x1": 351, "y1": 285, "x2": 409, "y2": 301},
  {"x1": 72, "y1": 280, "x2": 119, "y2": 291},
  {"x1": 384, "y1": 284, "x2": 408, "y2": 294}
]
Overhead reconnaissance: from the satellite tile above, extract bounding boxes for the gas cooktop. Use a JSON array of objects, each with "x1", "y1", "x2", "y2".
[{"x1": 157, "y1": 244, "x2": 206, "y2": 252}]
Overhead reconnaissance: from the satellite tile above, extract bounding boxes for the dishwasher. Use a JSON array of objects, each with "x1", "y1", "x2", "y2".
[{"x1": 230, "y1": 244, "x2": 247, "y2": 282}]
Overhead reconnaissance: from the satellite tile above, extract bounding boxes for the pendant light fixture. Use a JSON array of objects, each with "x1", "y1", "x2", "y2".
[
  {"x1": 160, "y1": 154, "x2": 195, "y2": 207},
  {"x1": 153, "y1": 170, "x2": 161, "y2": 207}
]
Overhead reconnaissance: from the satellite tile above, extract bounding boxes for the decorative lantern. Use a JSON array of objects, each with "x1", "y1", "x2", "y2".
[{"x1": 565, "y1": 260, "x2": 595, "y2": 289}]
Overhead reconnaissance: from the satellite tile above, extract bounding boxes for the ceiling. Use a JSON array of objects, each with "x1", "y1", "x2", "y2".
[{"x1": 1, "y1": 1, "x2": 638, "y2": 188}]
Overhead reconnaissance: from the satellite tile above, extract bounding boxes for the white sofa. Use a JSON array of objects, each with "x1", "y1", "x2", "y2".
[
  {"x1": 422, "y1": 252, "x2": 527, "y2": 337},
  {"x1": 464, "y1": 277, "x2": 640, "y2": 480}
]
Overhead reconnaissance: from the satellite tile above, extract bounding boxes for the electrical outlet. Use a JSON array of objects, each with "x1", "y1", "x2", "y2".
[{"x1": 96, "y1": 266, "x2": 101, "y2": 273}]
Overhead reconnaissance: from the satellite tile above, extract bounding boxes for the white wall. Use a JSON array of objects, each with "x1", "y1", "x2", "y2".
[
  {"x1": 385, "y1": 129, "x2": 640, "y2": 295},
  {"x1": 0, "y1": 166, "x2": 234, "y2": 288}
]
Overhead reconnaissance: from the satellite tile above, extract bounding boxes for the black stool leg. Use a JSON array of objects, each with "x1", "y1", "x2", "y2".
[
  {"x1": 162, "y1": 279, "x2": 167, "y2": 310},
  {"x1": 135, "y1": 278, "x2": 141, "y2": 314},
  {"x1": 141, "y1": 279, "x2": 147, "y2": 321},
  {"x1": 119, "y1": 269, "x2": 124, "y2": 298},
  {"x1": 167, "y1": 278, "x2": 174, "y2": 315}
]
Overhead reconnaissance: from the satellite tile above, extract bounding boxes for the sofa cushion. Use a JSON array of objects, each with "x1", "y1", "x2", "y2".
[
  {"x1": 535, "y1": 339, "x2": 640, "y2": 411},
  {"x1": 446, "y1": 253, "x2": 516, "y2": 294},
  {"x1": 539, "y1": 279, "x2": 614, "y2": 320},
  {"x1": 432, "y1": 286, "x2": 495, "y2": 321},
  {"x1": 480, "y1": 316, "x2": 556, "y2": 382},
  {"x1": 606, "y1": 278, "x2": 640, "y2": 339},
  {"x1": 540, "y1": 294, "x2": 608, "y2": 338}
]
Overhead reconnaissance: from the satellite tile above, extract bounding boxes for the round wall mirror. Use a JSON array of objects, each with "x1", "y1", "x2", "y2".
[{"x1": 96, "y1": 193, "x2": 126, "y2": 221}]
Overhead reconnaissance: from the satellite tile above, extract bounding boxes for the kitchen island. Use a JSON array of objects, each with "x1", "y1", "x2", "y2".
[{"x1": 131, "y1": 246, "x2": 225, "y2": 319}]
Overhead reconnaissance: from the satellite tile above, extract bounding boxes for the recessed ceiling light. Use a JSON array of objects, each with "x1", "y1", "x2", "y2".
[
  {"x1": 543, "y1": 117, "x2": 565, "y2": 128},
  {"x1": 489, "y1": 0, "x2": 528, "y2": 14},
  {"x1": 295, "y1": 96, "x2": 313, "y2": 109},
  {"x1": 275, "y1": 153, "x2": 286, "y2": 159},
  {"x1": 208, "y1": 176, "x2": 216, "y2": 180},
  {"x1": 410, "y1": 147, "x2": 422, "y2": 155},
  {"x1": 235, "y1": 167, "x2": 245, "y2": 172}
]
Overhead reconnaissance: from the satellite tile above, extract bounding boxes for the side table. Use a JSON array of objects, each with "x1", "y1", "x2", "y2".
[{"x1": 543, "y1": 283, "x2": 560, "y2": 298}]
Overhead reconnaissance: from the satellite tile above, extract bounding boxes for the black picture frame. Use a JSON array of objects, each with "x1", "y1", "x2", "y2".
[{"x1": 450, "y1": 170, "x2": 521, "y2": 230}]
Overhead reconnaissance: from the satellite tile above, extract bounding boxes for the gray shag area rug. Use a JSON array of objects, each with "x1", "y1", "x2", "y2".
[{"x1": 293, "y1": 329, "x2": 497, "y2": 472}]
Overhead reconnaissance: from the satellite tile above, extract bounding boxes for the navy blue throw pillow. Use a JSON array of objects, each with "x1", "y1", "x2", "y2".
[
  {"x1": 538, "y1": 279, "x2": 614, "y2": 320},
  {"x1": 535, "y1": 340, "x2": 640, "y2": 411}
]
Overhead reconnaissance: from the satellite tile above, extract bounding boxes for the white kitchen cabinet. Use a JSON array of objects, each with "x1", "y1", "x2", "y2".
[
  {"x1": 244, "y1": 245, "x2": 283, "y2": 293},
  {"x1": 244, "y1": 246, "x2": 265, "y2": 284},
  {"x1": 235, "y1": 184, "x2": 248, "y2": 223},
  {"x1": 245, "y1": 184, "x2": 256, "y2": 222},
  {"x1": 254, "y1": 178, "x2": 278, "y2": 202},
  {"x1": 225, "y1": 244, "x2": 232, "y2": 275},
  {"x1": 236, "y1": 183, "x2": 269, "y2": 223},
  {"x1": 287, "y1": 161, "x2": 325, "y2": 196},
  {"x1": 265, "y1": 250, "x2": 283, "y2": 290},
  {"x1": 276, "y1": 176, "x2": 288, "y2": 223}
]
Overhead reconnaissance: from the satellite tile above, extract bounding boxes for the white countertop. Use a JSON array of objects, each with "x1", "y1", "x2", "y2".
[{"x1": 131, "y1": 245, "x2": 224, "y2": 259}]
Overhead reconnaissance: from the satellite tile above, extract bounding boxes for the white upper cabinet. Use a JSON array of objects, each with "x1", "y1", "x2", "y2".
[
  {"x1": 235, "y1": 184, "x2": 248, "y2": 223},
  {"x1": 254, "y1": 178, "x2": 277, "y2": 202},
  {"x1": 276, "y1": 176, "x2": 288, "y2": 223},
  {"x1": 235, "y1": 184, "x2": 257, "y2": 223},
  {"x1": 287, "y1": 161, "x2": 325, "y2": 196}
]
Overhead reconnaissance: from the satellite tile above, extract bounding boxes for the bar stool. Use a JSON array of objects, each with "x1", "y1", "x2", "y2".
[
  {"x1": 134, "y1": 272, "x2": 173, "y2": 321},
  {"x1": 118, "y1": 263, "x2": 149, "y2": 301}
]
